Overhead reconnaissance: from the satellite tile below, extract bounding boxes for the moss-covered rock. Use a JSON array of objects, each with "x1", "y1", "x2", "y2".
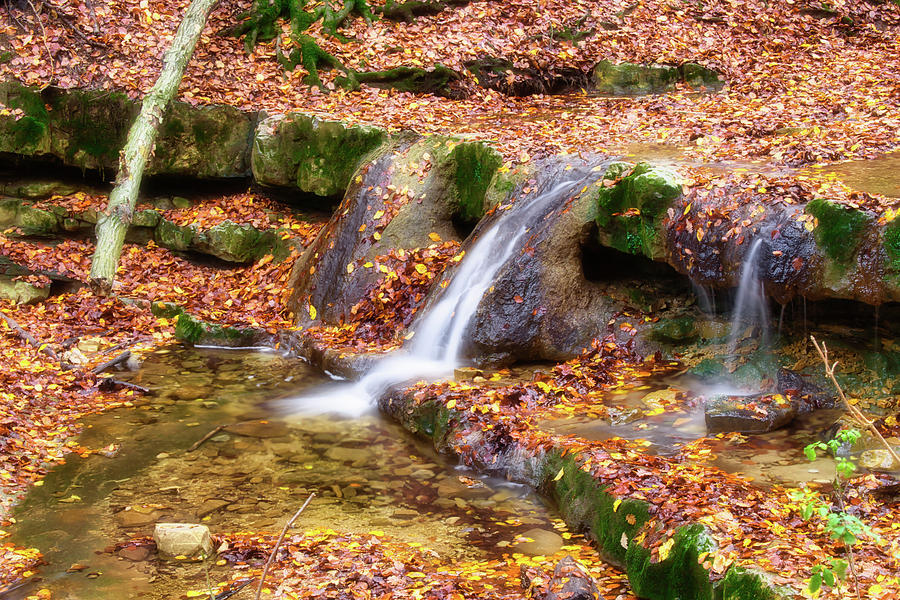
[
  {"x1": 174, "y1": 312, "x2": 265, "y2": 347},
  {"x1": 592, "y1": 61, "x2": 679, "y2": 96},
  {"x1": 0, "y1": 275, "x2": 49, "y2": 304},
  {"x1": 591, "y1": 61, "x2": 722, "y2": 95},
  {"x1": 252, "y1": 112, "x2": 389, "y2": 198},
  {"x1": 648, "y1": 316, "x2": 698, "y2": 344},
  {"x1": 626, "y1": 523, "x2": 717, "y2": 600},
  {"x1": 195, "y1": 220, "x2": 285, "y2": 263},
  {"x1": 449, "y1": 141, "x2": 502, "y2": 225},
  {"x1": 596, "y1": 162, "x2": 682, "y2": 259},
  {"x1": 805, "y1": 198, "x2": 870, "y2": 265},
  {"x1": 0, "y1": 81, "x2": 255, "y2": 178},
  {"x1": 719, "y1": 566, "x2": 791, "y2": 600},
  {"x1": 543, "y1": 451, "x2": 651, "y2": 566},
  {"x1": 155, "y1": 219, "x2": 196, "y2": 251},
  {"x1": 17, "y1": 205, "x2": 59, "y2": 235}
]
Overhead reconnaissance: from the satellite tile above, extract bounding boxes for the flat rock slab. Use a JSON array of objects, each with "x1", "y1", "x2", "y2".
[
  {"x1": 224, "y1": 420, "x2": 290, "y2": 438},
  {"x1": 154, "y1": 523, "x2": 212, "y2": 559}
]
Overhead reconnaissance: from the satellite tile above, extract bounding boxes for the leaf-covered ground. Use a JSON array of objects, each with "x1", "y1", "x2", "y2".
[
  {"x1": 1, "y1": 0, "x2": 899, "y2": 597},
  {"x1": 1, "y1": 0, "x2": 898, "y2": 204}
]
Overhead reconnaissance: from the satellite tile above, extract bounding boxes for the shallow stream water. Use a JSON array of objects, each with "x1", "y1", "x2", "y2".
[{"x1": 7, "y1": 347, "x2": 616, "y2": 599}]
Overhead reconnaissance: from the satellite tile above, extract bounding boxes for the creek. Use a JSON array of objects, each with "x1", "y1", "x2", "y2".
[{"x1": 7, "y1": 347, "x2": 620, "y2": 599}]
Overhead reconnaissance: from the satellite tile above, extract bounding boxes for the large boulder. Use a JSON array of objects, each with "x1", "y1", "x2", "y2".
[
  {"x1": 0, "y1": 81, "x2": 255, "y2": 178},
  {"x1": 288, "y1": 134, "x2": 504, "y2": 326}
]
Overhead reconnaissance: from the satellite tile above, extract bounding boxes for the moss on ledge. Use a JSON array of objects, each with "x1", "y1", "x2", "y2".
[
  {"x1": 174, "y1": 312, "x2": 264, "y2": 347},
  {"x1": 806, "y1": 198, "x2": 870, "y2": 266},
  {"x1": 595, "y1": 162, "x2": 682, "y2": 259}
]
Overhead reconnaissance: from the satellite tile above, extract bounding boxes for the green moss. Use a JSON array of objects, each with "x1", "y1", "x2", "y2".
[
  {"x1": 593, "y1": 61, "x2": 680, "y2": 96},
  {"x1": 596, "y1": 162, "x2": 682, "y2": 259},
  {"x1": 883, "y1": 218, "x2": 900, "y2": 275},
  {"x1": 17, "y1": 205, "x2": 59, "y2": 235},
  {"x1": 0, "y1": 198, "x2": 20, "y2": 227},
  {"x1": 174, "y1": 312, "x2": 259, "y2": 346},
  {"x1": 198, "y1": 220, "x2": 285, "y2": 263},
  {"x1": 155, "y1": 219, "x2": 196, "y2": 251},
  {"x1": 353, "y1": 64, "x2": 460, "y2": 95},
  {"x1": 450, "y1": 142, "x2": 502, "y2": 225},
  {"x1": 719, "y1": 566, "x2": 790, "y2": 600},
  {"x1": 805, "y1": 198, "x2": 870, "y2": 265},
  {"x1": 625, "y1": 523, "x2": 716, "y2": 600},
  {"x1": 542, "y1": 451, "x2": 651, "y2": 566},
  {"x1": 150, "y1": 301, "x2": 184, "y2": 319},
  {"x1": 253, "y1": 113, "x2": 388, "y2": 197},
  {"x1": 649, "y1": 317, "x2": 698, "y2": 344}
]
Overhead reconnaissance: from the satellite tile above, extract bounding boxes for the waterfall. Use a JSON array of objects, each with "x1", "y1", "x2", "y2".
[
  {"x1": 279, "y1": 177, "x2": 587, "y2": 416},
  {"x1": 727, "y1": 237, "x2": 770, "y2": 363}
]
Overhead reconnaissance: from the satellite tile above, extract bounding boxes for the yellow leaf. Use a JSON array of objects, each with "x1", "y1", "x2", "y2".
[
  {"x1": 553, "y1": 467, "x2": 565, "y2": 481},
  {"x1": 373, "y1": 210, "x2": 385, "y2": 219},
  {"x1": 446, "y1": 399, "x2": 456, "y2": 409},
  {"x1": 414, "y1": 264, "x2": 428, "y2": 274},
  {"x1": 657, "y1": 537, "x2": 675, "y2": 562},
  {"x1": 373, "y1": 232, "x2": 381, "y2": 240},
  {"x1": 612, "y1": 499, "x2": 622, "y2": 512},
  {"x1": 308, "y1": 304, "x2": 317, "y2": 320},
  {"x1": 346, "y1": 263, "x2": 354, "y2": 274},
  {"x1": 428, "y1": 232, "x2": 442, "y2": 242},
  {"x1": 682, "y1": 202, "x2": 692, "y2": 216}
]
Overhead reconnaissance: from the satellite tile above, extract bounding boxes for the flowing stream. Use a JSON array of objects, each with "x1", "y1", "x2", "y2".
[
  {"x1": 727, "y1": 237, "x2": 770, "y2": 364},
  {"x1": 282, "y1": 177, "x2": 590, "y2": 416}
]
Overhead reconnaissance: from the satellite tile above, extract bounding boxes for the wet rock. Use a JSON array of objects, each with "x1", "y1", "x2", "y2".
[
  {"x1": 513, "y1": 527, "x2": 564, "y2": 556},
  {"x1": 859, "y1": 449, "x2": 900, "y2": 472},
  {"x1": 531, "y1": 556, "x2": 600, "y2": 600},
  {"x1": 286, "y1": 133, "x2": 502, "y2": 326},
  {"x1": 175, "y1": 312, "x2": 270, "y2": 348},
  {"x1": 116, "y1": 507, "x2": 162, "y2": 528},
  {"x1": 705, "y1": 394, "x2": 796, "y2": 434},
  {"x1": 325, "y1": 446, "x2": 373, "y2": 464},
  {"x1": 225, "y1": 420, "x2": 290, "y2": 438},
  {"x1": 411, "y1": 468, "x2": 436, "y2": 480},
  {"x1": 118, "y1": 546, "x2": 152, "y2": 561},
  {"x1": 153, "y1": 523, "x2": 213, "y2": 559},
  {"x1": 195, "y1": 498, "x2": 231, "y2": 518}
]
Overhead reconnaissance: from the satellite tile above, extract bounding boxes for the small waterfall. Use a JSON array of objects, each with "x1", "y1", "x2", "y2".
[
  {"x1": 691, "y1": 280, "x2": 715, "y2": 315},
  {"x1": 727, "y1": 238, "x2": 770, "y2": 363},
  {"x1": 280, "y1": 177, "x2": 587, "y2": 416}
]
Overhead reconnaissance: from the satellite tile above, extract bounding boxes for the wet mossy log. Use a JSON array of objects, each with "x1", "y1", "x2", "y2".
[{"x1": 89, "y1": 0, "x2": 220, "y2": 295}]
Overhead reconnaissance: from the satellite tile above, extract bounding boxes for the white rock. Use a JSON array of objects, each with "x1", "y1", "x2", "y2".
[{"x1": 154, "y1": 523, "x2": 213, "y2": 559}]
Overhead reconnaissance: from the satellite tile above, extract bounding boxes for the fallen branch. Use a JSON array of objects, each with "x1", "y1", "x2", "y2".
[
  {"x1": 91, "y1": 350, "x2": 132, "y2": 374},
  {"x1": 255, "y1": 493, "x2": 315, "y2": 600},
  {"x1": 811, "y1": 335, "x2": 900, "y2": 469},
  {"x1": 98, "y1": 378, "x2": 150, "y2": 394},
  {"x1": 188, "y1": 424, "x2": 227, "y2": 452},
  {"x1": 0, "y1": 310, "x2": 59, "y2": 361}
]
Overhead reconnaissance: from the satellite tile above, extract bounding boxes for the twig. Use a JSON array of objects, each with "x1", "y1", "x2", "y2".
[
  {"x1": 215, "y1": 578, "x2": 254, "y2": 600},
  {"x1": 0, "y1": 310, "x2": 59, "y2": 361},
  {"x1": 83, "y1": 0, "x2": 99, "y2": 33},
  {"x1": 27, "y1": 0, "x2": 55, "y2": 84},
  {"x1": 810, "y1": 335, "x2": 900, "y2": 469},
  {"x1": 254, "y1": 493, "x2": 315, "y2": 600},
  {"x1": 91, "y1": 350, "x2": 131, "y2": 374},
  {"x1": 188, "y1": 424, "x2": 227, "y2": 452}
]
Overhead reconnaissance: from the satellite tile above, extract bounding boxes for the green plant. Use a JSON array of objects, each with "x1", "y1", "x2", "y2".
[{"x1": 790, "y1": 428, "x2": 880, "y2": 599}]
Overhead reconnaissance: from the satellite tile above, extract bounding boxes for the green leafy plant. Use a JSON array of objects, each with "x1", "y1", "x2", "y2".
[{"x1": 790, "y1": 428, "x2": 880, "y2": 599}]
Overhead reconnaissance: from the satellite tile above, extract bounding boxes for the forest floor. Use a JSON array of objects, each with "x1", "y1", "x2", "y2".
[{"x1": 1, "y1": 0, "x2": 899, "y2": 598}]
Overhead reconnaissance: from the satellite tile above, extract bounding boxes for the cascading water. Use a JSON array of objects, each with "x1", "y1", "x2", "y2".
[
  {"x1": 280, "y1": 177, "x2": 587, "y2": 416},
  {"x1": 727, "y1": 237, "x2": 770, "y2": 365}
]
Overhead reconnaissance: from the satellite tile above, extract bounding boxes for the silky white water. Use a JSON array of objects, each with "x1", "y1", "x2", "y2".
[
  {"x1": 727, "y1": 237, "x2": 770, "y2": 366},
  {"x1": 280, "y1": 178, "x2": 584, "y2": 416}
]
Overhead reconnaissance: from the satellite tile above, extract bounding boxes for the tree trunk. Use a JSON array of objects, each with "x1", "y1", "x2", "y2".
[{"x1": 89, "y1": 0, "x2": 219, "y2": 295}]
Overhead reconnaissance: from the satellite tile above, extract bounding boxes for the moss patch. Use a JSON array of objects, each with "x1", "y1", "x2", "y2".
[
  {"x1": 625, "y1": 523, "x2": 717, "y2": 600},
  {"x1": 805, "y1": 198, "x2": 870, "y2": 265},
  {"x1": 174, "y1": 312, "x2": 261, "y2": 347},
  {"x1": 595, "y1": 162, "x2": 682, "y2": 259},
  {"x1": 252, "y1": 112, "x2": 388, "y2": 198},
  {"x1": 449, "y1": 141, "x2": 502, "y2": 225}
]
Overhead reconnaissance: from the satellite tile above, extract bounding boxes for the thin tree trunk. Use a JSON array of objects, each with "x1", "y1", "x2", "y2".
[{"x1": 89, "y1": 0, "x2": 219, "y2": 295}]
